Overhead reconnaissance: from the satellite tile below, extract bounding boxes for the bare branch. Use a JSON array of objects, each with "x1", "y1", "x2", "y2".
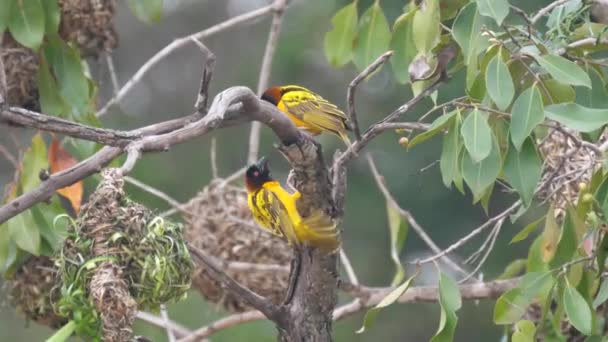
[
  {"x1": 0, "y1": 45, "x2": 7, "y2": 109},
  {"x1": 210, "y1": 137, "x2": 219, "y2": 178},
  {"x1": 119, "y1": 147, "x2": 141, "y2": 175},
  {"x1": 178, "y1": 311, "x2": 265, "y2": 342},
  {"x1": 124, "y1": 176, "x2": 184, "y2": 211},
  {"x1": 247, "y1": 0, "x2": 289, "y2": 164},
  {"x1": 136, "y1": 311, "x2": 192, "y2": 338},
  {"x1": 160, "y1": 305, "x2": 176, "y2": 342},
  {"x1": 179, "y1": 277, "x2": 522, "y2": 341},
  {"x1": 458, "y1": 219, "x2": 503, "y2": 284},
  {"x1": 189, "y1": 37, "x2": 216, "y2": 113},
  {"x1": 347, "y1": 51, "x2": 393, "y2": 141},
  {"x1": 366, "y1": 154, "x2": 468, "y2": 277},
  {"x1": 531, "y1": 0, "x2": 575, "y2": 24},
  {"x1": 332, "y1": 78, "x2": 446, "y2": 211},
  {"x1": 417, "y1": 201, "x2": 521, "y2": 265},
  {"x1": 339, "y1": 248, "x2": 359, "y2": 285},
  {"x1": 97, "y1": 4, "x2": 275, "y2": 117},
  {"x1": 187, "y1": 244, "x2": 284, "y2": 324},
  {"x1": 105, "y1": 52, "x2": 120, "y2": 96}
]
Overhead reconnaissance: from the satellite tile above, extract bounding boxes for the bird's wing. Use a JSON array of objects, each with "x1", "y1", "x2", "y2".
[{"x1": 252, "y1": 188, "x2": 299, "y2": 245}]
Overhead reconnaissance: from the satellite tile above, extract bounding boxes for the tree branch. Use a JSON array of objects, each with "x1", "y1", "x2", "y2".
[
  {"x1": 247, "y1": 0, "x2": 289, "y2": 164},
  {"x1": 178, "y1": 277, "x2": 521, "y2": 341},
  {"x1": 531, "y1": 0, "x2": 575, "y2": 24},
  {"x1": 347, "y1": 51, "x2": 393, "y2": 141},
  {"x1": 136, "y1": 311, "x2": 192, "y2": 338},
  {"x1": 97, "y1": 4, "x2": 276, "y2": 117}
]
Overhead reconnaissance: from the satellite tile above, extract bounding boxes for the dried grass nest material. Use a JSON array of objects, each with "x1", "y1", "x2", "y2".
[
  {"x1": 538, "y1": 127, "x2": 602, "y2": 217},
  {"x1": 2, "y1": 0, "x2": 117, "y2": 108},
  {"x1": 3, "y1": 256, "x2": 66, "y2": 329},
  {"x1": 183, "y1": 180, "x2": 292, "y2": 312},
  {"x1": 55, "y1": 169, "x2": 192, "y2": 341}
]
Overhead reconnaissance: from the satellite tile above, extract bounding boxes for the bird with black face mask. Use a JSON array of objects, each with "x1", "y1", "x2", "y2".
[{"x1": 244, "y1": 157, "x2": 339, "y2": 251}]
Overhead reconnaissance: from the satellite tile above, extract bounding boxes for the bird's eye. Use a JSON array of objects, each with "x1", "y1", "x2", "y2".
[{"x1": 253, "y1": 171, "x2": 260, "y2": 177}]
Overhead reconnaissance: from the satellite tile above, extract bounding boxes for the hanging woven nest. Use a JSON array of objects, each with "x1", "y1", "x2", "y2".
[
  {"x1": 537, "y1": 126, "x2": 601, "y2": 218},
  {"x1": 1, "y1": 34, "x2": 39, "y2": 110},
  {"x1": 3, "y1": 255, "x2": 66, "y2": 329},
  {"x1": 183, "y1": 180, "x2": 292, "y2": 312},
  {"x1": 1, "y1": 0, "x2": 117, "y2": 109},
  {"x1": 55, "y1": 169, "x2": 192, "y2": 342},
  {"x1": 58, "y1": 0, "x2": 118, "y2": 57}
]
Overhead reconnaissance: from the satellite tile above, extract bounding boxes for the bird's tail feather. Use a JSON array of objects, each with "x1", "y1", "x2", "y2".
[{"x1": 298, "y1": 209, "x2": 340, "y2": 252}]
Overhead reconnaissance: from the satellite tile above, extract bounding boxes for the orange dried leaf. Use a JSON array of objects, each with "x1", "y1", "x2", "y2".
[{"x1": 48, "y1": 139, "x2": 83, "y2": 213}]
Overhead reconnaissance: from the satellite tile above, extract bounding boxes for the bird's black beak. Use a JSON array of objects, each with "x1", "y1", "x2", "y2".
[{"x1": 257, "y1": 157, "x2": 269, "y2": 174}]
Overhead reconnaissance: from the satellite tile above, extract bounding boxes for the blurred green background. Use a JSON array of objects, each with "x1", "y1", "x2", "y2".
[{"x1": 0, "y1": 0, "x2": 552, "y2": 340}]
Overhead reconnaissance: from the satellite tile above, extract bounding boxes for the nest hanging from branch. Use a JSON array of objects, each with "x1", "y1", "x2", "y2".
[
  {"x1": 183, "y1": 180, "x2": 292, "y2": 312},
  {"x1": 538, "y1": 127, "x2": 601, "y2": 217},
  {"x1": 3, "y1": 256, "x2": 66, "y2": 329},
  {"x1": 55, "y1": 169, "x2": 192, "y2": 341},
  {"x1": 2, "y1": 0, "x2": 117, "y2": 109}
]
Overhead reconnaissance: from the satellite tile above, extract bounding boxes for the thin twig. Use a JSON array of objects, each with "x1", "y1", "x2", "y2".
[
  {"x1": 105, "y1": 52, "x2": 120, "y2": 96},
  {"x1": 210, "y1": 137, "x2": 219, "y2": 178},
  {"x1": 417, "y1": 201, "x2": 521, "y2": 265},
  {"x1": 339, "y1": 248, "x2": 359, "y2": 285},
  {"x1": 347, "y1": 51, "x2": 393, "y2": 141},
  {"x1": 119, "y1": 147, "x2": 141, "y2": 175},
  {"x1": 0, "y1": 144, "x2": 18, "y2": 168},
  {"x1": 177, "y1": 311, "x2": 265, "y2": 342},
  {"x1": 247, "y1": 0, "x2": 288, "y2": 164},
  {"x1": 189, "y1": 37, "x2": 216, "y2": 113},
  {"x1": 136, "y1": 311, "x2": 192, "y2": 338},
  {"x1": 96, "y1": 4, "x2": 275, "y2": 117},
  {"x1": 458, "y1": 219, "x2": 503, "y2": 284},
  {"x1": 124, "y1": 176, "x2": 184, "y2": 210},
  {"x1": 160, "y1": 305, "x2": 176, "y2": 342},
  {"x1": 531, "y1": 0, "x2": 575, "y2": 24},
  {"x1": 366, "y1": 154, "x2": 468, "y2": 276}
]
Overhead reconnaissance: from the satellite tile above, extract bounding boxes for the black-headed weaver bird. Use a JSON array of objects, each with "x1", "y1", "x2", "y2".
[
  {"x1": 261, "y1": 85, "x2": 352, "y2": 145},
  {"x1": 245, "y1": 157, "x2": 340, "y2": 252}
]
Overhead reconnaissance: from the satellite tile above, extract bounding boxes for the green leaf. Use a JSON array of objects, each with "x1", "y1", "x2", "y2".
[
  {"x1": 548, "y1": 211, "x2": 578, "y2": 269},
  {"x1": 527, "y1": 235, "x2": 548, "y2": 273},
  {"x1": 503, "y1": 139, "x2": 542, "y2": 207},
  {"x1": 45, "y1": 38, "x2": 90, "y2": 118},
  {"x1": 596, "y1": 233, "x2": 608, "y2": 279},
  {"x1": 8, "y1": 210, "x2": 41, "y2": 255},
  {"x1": 42, "y1": 0, "x2": 59, "y2": 33},
  {"x1": 485, "y1": 53, "x2": 514, "y2": 110},
  {"x1": 46, "y1": 320, "x2": 76, "y2": 342},
  {"x1": 510, "y1": 85, "x2": 544, "y2": 151},
  {"x1": 511, "y1": 215, "x2": 545, "y2": 244},
  {"x1": 462, "y1": 131, "x2": 501, "y2": 198},
  {"x1": 37, "y1": 56, "x2": 67, "y2": 117},
  {"x1": 390, "y1": 9, "x2": 417, "y2": 83},
  {"x1": 494, "y1": 272, "x2": 553, "y2": 324},
  {"x1": 353, "y1": 1, "x2": 390, "y2": 71},
  {"x1": 127, "y1": 0, "x2": 163, "y2": 23},
  {"x1": 563, "y1": 283, "x2": 593, "y2": 335},
  {"x1": 440, "y1": 115, "x2": 463, "y2": 188},
  {"x1": 409, "y1": 109, "x2": 458, "y2": 148},
  {"x1": 542, "y1": 79, "x2": 575, "y2": 105},
  {"x1": 497, "y1": 259, "x2": 527, "y2": 279},
  {"x1": 545, "y1": 103, "x2": 608, "y2": 133},
  {"x1": 439, "y1": 272, "x2": 461, "y2": 312},
  {"x1": 452, "y1": 2, "x2": 491, "y2": 89},
  {"x1": 387, "y1": 202, "x2": 408, "y2": 286},
  {"x1": 512, "y1": 320, "x2": 536, "y2": 342},
  {"x1": 461, "y1": 109, "x2": 492, "y2": 162},
  {"x1": 0, "y1": 225, "x2": 11, "y2": 272},
  {"x1": 8, "y1": 0, "x2": 45, "y2": 50},
  {"x1": 476, "y1": 0, "x2": 510, "y2": 25},
  {"x1": 535, "y1": 55, "x2": 591, "y2": 88},
  {"x1": 429, "y1": 308, "x2": 458, "y2": 342},
  {"x1": 324, "y1": 1, "x2": 358, "y2": 68},
  {"x1": 0, "y1": 0, "x2": 13, "y2": 33},
  {"x1": 541, "y1": 206, "x2": 560, "y2": 263},
  {"x1": 592, "y1": 280, "x2": 608, "y2": 309},
  {"x1": 20, "y1": 133, "x2": 48, "y2": 193},
  {"x1": 412, "y1": 0, "x2": 440, "y2": 54},
  {"x1": 356, "y1": 272, "x2": 417, "y2": 333},
  {"x1": 577, "y1": 67, "x2": 608, "y2": 108}
]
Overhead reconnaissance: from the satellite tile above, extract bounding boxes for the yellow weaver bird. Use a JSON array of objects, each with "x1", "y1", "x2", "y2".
[
  {"x1": 261, "y1": 85, "x2": 352, "y2": 145},
  {"x1": 245, "y1": 157, "x2": 340, "y2": 252}
]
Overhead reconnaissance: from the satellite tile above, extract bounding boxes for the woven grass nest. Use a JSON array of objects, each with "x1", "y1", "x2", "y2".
[
  {"x1": 538, "y1": 127, "x2": 602, "y2": 217},
  {"x1": 2, "y1": 0, "x2": 117, "y2": 109},
  {"x1": 183, "y1": 180, "x2": 292, "y2": 312},
  {"x1": 55, "y1": 169, "x2": 192, "y2": 341},
  {"x1": 3, "y1": 255, "x2": 66, "y2": 329}
]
